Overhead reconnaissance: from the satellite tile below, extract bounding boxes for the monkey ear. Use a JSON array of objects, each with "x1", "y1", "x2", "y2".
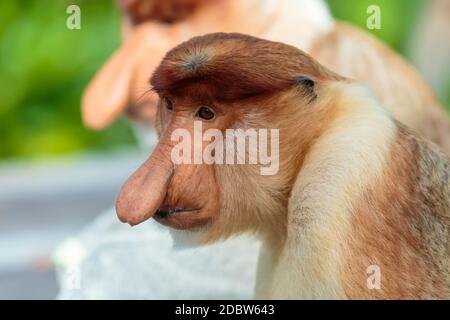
[
  {"x1": 293, "y1": 76, "x2": 316, "y2": 102},
  {"x1": 294, "y1": 75, "x2": 315, "y2": 90},
  {"x1": 294, "y1": 76, "x2": 314, "y2": 87}
]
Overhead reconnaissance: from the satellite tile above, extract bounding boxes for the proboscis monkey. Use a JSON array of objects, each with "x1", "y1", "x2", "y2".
[
  {"x1": 116, "y1": 33, "x2": 450, "y2": 299},
  {"x1": 82, "y1": 0, "x2": 450, "y2": 155}
]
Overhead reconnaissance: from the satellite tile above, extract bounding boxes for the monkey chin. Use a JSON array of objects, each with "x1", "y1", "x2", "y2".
[
  {"x1": 153, "y1": 207, "x2": 213, "y2": 231},
  {"x1": 154, "y1": 208, "x2": 214, "y2": 248}
]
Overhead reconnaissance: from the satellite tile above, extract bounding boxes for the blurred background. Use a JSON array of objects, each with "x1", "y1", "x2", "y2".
[{"x1": 0, "y1": 0, "x2": 449, "y2": 299}]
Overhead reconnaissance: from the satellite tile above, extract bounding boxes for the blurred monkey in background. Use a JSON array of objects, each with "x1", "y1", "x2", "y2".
[{"x1": 83, "y1": 0, "x2": 450, "y2": 155}]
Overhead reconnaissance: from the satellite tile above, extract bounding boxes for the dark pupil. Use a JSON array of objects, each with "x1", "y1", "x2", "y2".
[
  {"x1": 197, "y1": 106, "x2": 214, "y2": 120},
  {"x1": 165, "y1": 98, "x2": 173, "y2": 110}
]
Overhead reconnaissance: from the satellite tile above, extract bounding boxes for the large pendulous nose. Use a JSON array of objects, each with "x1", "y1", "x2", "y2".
[{"x1": 115, "y1": 140, "x2": 175, "y2": 226}]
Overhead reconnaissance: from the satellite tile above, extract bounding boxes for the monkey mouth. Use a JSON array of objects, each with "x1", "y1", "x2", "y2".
[
  {"x1": 154, "y1": 207, "x2": 198, "y2": 219},
  {"x1": 153, "y1": 206, "x2": 211, "y2": 230}
]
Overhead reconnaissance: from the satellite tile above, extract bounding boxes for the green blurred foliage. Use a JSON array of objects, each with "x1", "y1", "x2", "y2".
[
  {"x1": 0, "y1": 0, "x2": 135, "y2": 159},
  {"x1": 0, "y1": 0, "x2": 447, "y2": 159},
  {"x1": 326, "y1": 0, "x2": 422, "y2": 54}
]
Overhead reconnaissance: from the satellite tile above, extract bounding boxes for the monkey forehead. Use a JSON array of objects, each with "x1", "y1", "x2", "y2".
[
  {"x1": 150, "y1": 32, "x2": 340, "y2": 101},
  {"x1": 180, "y1": 52, "x2": 209, "y2": 72}
]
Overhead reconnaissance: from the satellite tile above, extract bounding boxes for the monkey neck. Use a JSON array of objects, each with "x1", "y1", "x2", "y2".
[
  {"x1": 256, "y1": 83, "x2": 397, "y2": 298},
  {"x1": 253, "y1": 86, "x2": 346, "y2": 246}
]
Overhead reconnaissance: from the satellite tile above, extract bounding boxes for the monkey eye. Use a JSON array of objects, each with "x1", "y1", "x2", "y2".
[
  {"x1": 163, "y1": 97, "x2": 173, "y2": 111},
  {"x1": 195, "y1": 106, "x2": 215, "y2": 121}
]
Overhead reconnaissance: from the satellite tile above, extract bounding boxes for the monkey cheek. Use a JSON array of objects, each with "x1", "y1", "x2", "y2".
[{"x1": 154, "y1": 169, "x2": 218, "y2": 230}]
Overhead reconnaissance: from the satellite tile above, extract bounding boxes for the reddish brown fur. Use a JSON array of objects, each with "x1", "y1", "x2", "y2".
[
  {"x1": 150, "y1": 33, "x2": 343, "y2": 102},
  {"x1": 342, "y1": 123, "x2": 450, "y2": 299},
  {"x1": 118, "y1": 0, "x2": 205, "y2": 24}
]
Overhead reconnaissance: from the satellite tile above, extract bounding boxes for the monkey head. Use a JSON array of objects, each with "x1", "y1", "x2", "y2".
[{"x1": 116, "y1": 33, "x2": 343, "y2": 242}]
